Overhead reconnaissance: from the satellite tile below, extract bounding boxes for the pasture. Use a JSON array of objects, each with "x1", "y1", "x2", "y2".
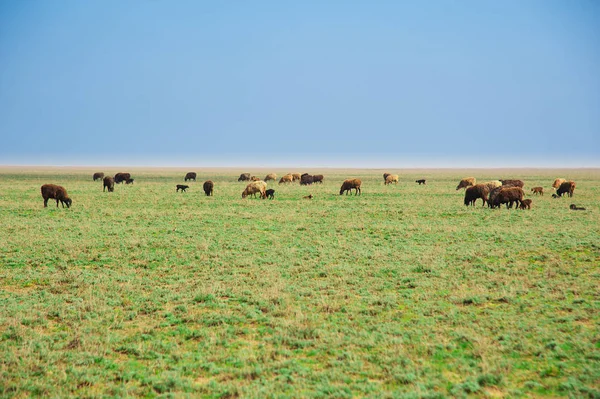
[{"x1": 0, "y1": 167, "x2": 598, "y2": 398}]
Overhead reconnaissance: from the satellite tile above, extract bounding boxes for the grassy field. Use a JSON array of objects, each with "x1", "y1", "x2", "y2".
[{"x1": 0, "y1": 167, "x2": 598, "y2": 398}]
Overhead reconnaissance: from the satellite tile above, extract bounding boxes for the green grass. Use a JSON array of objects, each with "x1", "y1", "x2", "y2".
[{"x1": 0, "y1": 168, "x2": 599, "y2": 398}]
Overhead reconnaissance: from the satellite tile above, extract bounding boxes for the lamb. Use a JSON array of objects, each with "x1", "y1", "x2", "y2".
[
  {"x1": 570, "y1": 204, "x2": 586, "y2": 211},
  {"x1": 279, "y1": 174, "x2": 293, "y2": 184},
  {"x1": 415, "y1": 179, "x2": 426, "y2": 185},
  {"x1": 264, "y1": 173, "x2": 277, "y2": 181},
  {"x1": 303, "y1": 194, "x2": 313, "y2": 199},
  {"x1": 385, "y1": 174, "x2": 399, "y2": 185},
  {"x1": 176, "y1": 185, "x2": 189, "y2": 192},
  {"x1": 250, "y1": 176, "x2": 261, "y2": 181},
  {"x1": 242, "y1": 181, "x2": 267, "y2": 199},
  {"x1": 203, "y1": 180, "x2": 214, "y2": 196},
  {"x1": 519, "y1": 199, "x2": 532, "y2": 209},
  {"x1": 103, "y1": 176, "x2": 115, "y2": 192},
  {"x1": 556, "y1": 181, "x2": 576, "y2": 197},
  {"x1": 531, "y1": 187, "x2": 544, "y2": 196},
  {"x1": 456, "y1": 177, "x2": 476, "y2": 190},
  {"x1": 184, "y1": 172, "x2": 197, "y2": 181},
  {"x1": 125, "y1": 178, "x2": 134, "y2": 184},
  {"x1": 340, "y1": 179, "x2": 362, "y2": 195},
  {"x1": 41, "y1": 184, "x2": 72, "y2": 208},
  {"x1": 464, "y1": 184, "x2": 489, "y2": 207},
  {"x1": 93, "y1": 172, "x2": 104, "y2": 181},
  {"x1": 266, "y1": 189, "x2": 275, "y2": 199}
]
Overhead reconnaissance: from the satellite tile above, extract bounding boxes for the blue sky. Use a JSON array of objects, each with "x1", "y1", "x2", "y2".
[{"x1": 0, "y1": 1, "x2": 598, "y2": 167}]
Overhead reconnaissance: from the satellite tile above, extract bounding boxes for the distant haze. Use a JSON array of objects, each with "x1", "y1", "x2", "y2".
[{"x1": 1, "y1": 1, "x2": 598, "y2": 167}]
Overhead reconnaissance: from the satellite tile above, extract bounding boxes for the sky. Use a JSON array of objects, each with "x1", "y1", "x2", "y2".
[{"x1": 0, "y1": 0, "x2": 598, "y2": 167}]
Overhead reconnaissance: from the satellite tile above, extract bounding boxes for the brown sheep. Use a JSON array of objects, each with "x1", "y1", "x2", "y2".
[
  {"x1": 570, "y1": 204, "x2": 586, "y2": 211},
  {"x1": 383, "y1": 173, "x2": 391, "y2": 182},
  {"x1": 184, "y1": 172, "x2": 197, "y2": 181},
  {"x1": 203, "y1": 180, "x2": 214, "y2": 196},
  {"x1": 456, "y1": 177, "x2": 476, "y2": 190},
  {"x1": 238, "y1": 173, "x2": 251, "y2": 181},
  {"x1": 312, "y1": 174, "x2": 324, "y2": 184},
  {"x1": 464, "y1": 184, "x2": 489, "y2": 207},
  {"x1": 303, "y1": 194, "x2": 313, "y2": 199},
  {"x1": 176, "y1": 184, "x2": 189, "y2": 192},
  {"x1": 415, "y1": 179, "x2": 426, "y2": 185},
  {"x1": 114, "y1": 172, "x2": 131, "y2": 184},
  {"x1": 488, "y1": 186, "x2": 503, "y2": 208},
  {"x1": 519, "y1": 199, "x2": 532, "y2": 209},
  {"x1": 300, "y1": 174, "x2": 314, "y2": 185},
  {"x1": 500, "y1": 179, "x2": 524, "y2": 188},
  {"x1": 264, "y1": 173, "x2": 277, "y2": 181},
  {"x1": 556, "y1": 181, "x2": 575, "y2": 197},
  {"x1": 384, "y1": 174, "x2": 399, "y2": 185},
  {"x1": 93, "y1": 172, "x2": 104, "y2": 181},
  {"x1": 552, "y1": 178, "x2": 566, "y2": 189},
  {"x1": 340, "y1": 179, "x2": 362, "y2": 195},
  {"x1": 242, "y1": 181, "x2": 267, "y2": 199},
  {"x1": 125, "y1": 178, "x2": 134, "y2": 184},
  {"x1": 266, "y1": 189, "x2": 275, "y2": 199},
  {"x1": 531, "y1": 187, "x2": 544, "y2": 196},
  {"x1": 250, "y1": 176, "x2": 261, "y2": 181},
  {"x1": 41, "y1": 184, "x2": 72, "y2": 208},
  {"x1": 483, "y1": 180, "x2": 502, "y2": 190},
  {"x1": 490, "y1": 187, "x2": 524, "y2": 209},
  {"x1": 103, "y1": 176, "x2": 115, "y2": 192},
  {"x1": 279, "y1": 174, "x2": 293, "y2": 184},
  {"x1": 291, "y1": 173, "x2": 301, "y2": 182}
]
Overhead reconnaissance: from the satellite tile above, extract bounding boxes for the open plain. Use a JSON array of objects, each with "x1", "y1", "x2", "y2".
[{"x1": 0, "y1": 167, "x2": 598, "y2": 398}]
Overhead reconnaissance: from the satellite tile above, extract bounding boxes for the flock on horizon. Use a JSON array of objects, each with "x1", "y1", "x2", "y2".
[{"x1": 39, "y1": 172, "x2": 583, "y2": 211}]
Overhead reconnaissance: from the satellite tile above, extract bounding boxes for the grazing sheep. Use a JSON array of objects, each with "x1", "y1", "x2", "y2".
[
  {"x1": 184, "y1": 172, "x2": 197, "y2": 181},
  {"x1": 125, "y1": 178, "x2": 134, "y2": 184},
  {"x1": 176, "y1": 184, "x2": 189, "y2": 192},
  {"x1": 242, "y1": 181, "x2": 267, "y2": 199},
  {"x1": 552, "y1": 178, "x2": 566, "y2": 190},
  {"x1": 456, "y1": 177, "x2": 476, "y2": 190},
  {"x1": 383, "y1": 173, "x2": 391, "y2": 182},
  {"x1": 264, "y1": 173, "x2": 277, "y2": 181},
  {"x1": 203, "y1": 180, "x2": 214, "y2": 196},
  {"x1": 519, "y1": 199, "x2": 532, "y2": 209},
  {"x1": 41, "y1": 184, "x2": 72, "y2": 208},
  {"x1": 303, "y1": 194, "x2": 313, "y2": 199},
  {"x1": 291, "y1": 173, "x2": 301, "y2": 182},
  {"x1": 464, "y1": 184, "x2": 489, "y2": 207},
  {"x1": 238, "y1": 173, "x2": 251, "y2": 182},
  {"x1": 114, "y1": 172, "x2": 131, "y2": 184},
  {"x1": 488, "y1": 186, "x2": 503, "y2": 208},
  {"x1": 500, "y1": 179, "x2": 524, "y2": 188},
  {"x1": 266, "y1": 189, "x2": 275, "y2": 199},
  {"x1": 483, "y1": 180, "x2": 502, "y2": 190},
  {"x1": 250, "y1": 176, "x2": 261, "y2": 181},
  {"x1": 556, "y1": 181, "x2": 576, "y2": 197},
  {"x1": 385, "y1": 174, "x2": 399, "y2": 185},
  {"x1": 312, "y1": 174, "x2": 324, "y2": 184},
  {"x1": 570, "y1": 204, "x2": 586, "y2": 211},
  {"x1": 279, "y1": 174, "x2": 293, "y2": 184},
  {"x1": 300, "y1": 174, "x2": 314, "y2": 185},
  {"x1": 415, "y1": 179, "x2": 426, "y2": 185},
  {"x1": 490, "y1": 187, "x2": 524, "y2": 209},
  {"x1": 93, "y1": 172, "x2": 104, "y2": 181},
  {"x1": 340, "y1": 179, "x2": 362, "y2": 195},
  {"x1": 531, "y1": 187, "x2": 544, "y2": 196},
  {"x1": 103, "y1": 176, "x2": 115, "y2": 192}
]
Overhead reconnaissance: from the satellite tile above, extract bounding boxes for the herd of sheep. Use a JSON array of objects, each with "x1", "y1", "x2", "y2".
[{"x1": 39, "y1": 172, "x2": 581, "y2": 211}]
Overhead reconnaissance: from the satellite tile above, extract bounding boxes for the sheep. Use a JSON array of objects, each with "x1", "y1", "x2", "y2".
[
  {"x1": 184, "y1": 172, "x2": 197, "y2": 181},
  {"x1": 483, "y1": 180, "x2": 502, "y2": 190},
  {"x1": 242, "y1": 181, "x2": 267, "y2": 199},
  {"x1": 415, "y1": 179, "x2": 426, "y2": 185},
  {"x1": 383, "y1": 173, "x2": 391, "y2": 182},
  {"x1": 203, "y1": 180, "x2": 214, "y2": 196},
  {"x1": 385, "y1": 174, "x2": 399, "y2": 185},
  {"x1": 264, "y1": 173, "x2": 277, "y2": 181},
  {"x1": 266, "y1": 189, "x2": 275, "y2": 199},
  {"x1": 291, "y1": 173, "x2": 301, "y2": 182},
  {"x1": 41, "y1": 184, "x2": 72, "y2": 208},
  {"x1": 300, "y1": 174, "x2": 314, "y2": 185},
  {"x1": 340, "y1": 179, "x2": 362, "y2": 195},
  {"x1": 500, "y1": 179, "x2": 524, "y2": 188},
  {"x1": 238, "y1": 173, "x2": 251, "y2": 181},
  {"x1": 303, "y1": 194, "x2": 313, "y2": 199},
  {"x1": 556, "y1": 181, "x2": 576, "y2": 197},
  {"x1": 519, "y1": 199, "x2": 532, "y2": 209},
  {"x1": 488, "y1": 186, "x2": 503, "y2": 208},
  {"x1": 570, "y1": 204, "x2": 586, "y2": 211},
  {"x1": 176, "y1": 184, "x2": 189, "y2": 192},
  {"x1": 250, "y1": 176, "x2": 261, "y2": 181},
  {"x1": 312, "y1": 174, "x2": 324, "y2": 184},
  {"x1": 531, "y1": 187, "x2": 544, "y2": 196},
  {"x1": 93, "y1": 172, "x2": 104, "y2": 181},
  {"x1": 125, "y1": 178, "x2": 134, "y2": 184},
  {"x1": 464, "y1": 184, "x2": 489, "y2": 207},
  {"x1": 490, "y1": 187, "x2": 524, "y2": 209},
  {"x1": 114, "y1": 172, "x2": 131, "y2": 184},
  {"x1": 456, "y1": 177, "x2": 476, "y2": 190},
  {"x1": 103, "y1": 176, "x2": 115, "y2": 192},
  {"x1": 552, "y1": 178, "x2": 566, "y2": 190},
  {"x1": 279, "y1": 174, "x2": 293, "y2": 184}
]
